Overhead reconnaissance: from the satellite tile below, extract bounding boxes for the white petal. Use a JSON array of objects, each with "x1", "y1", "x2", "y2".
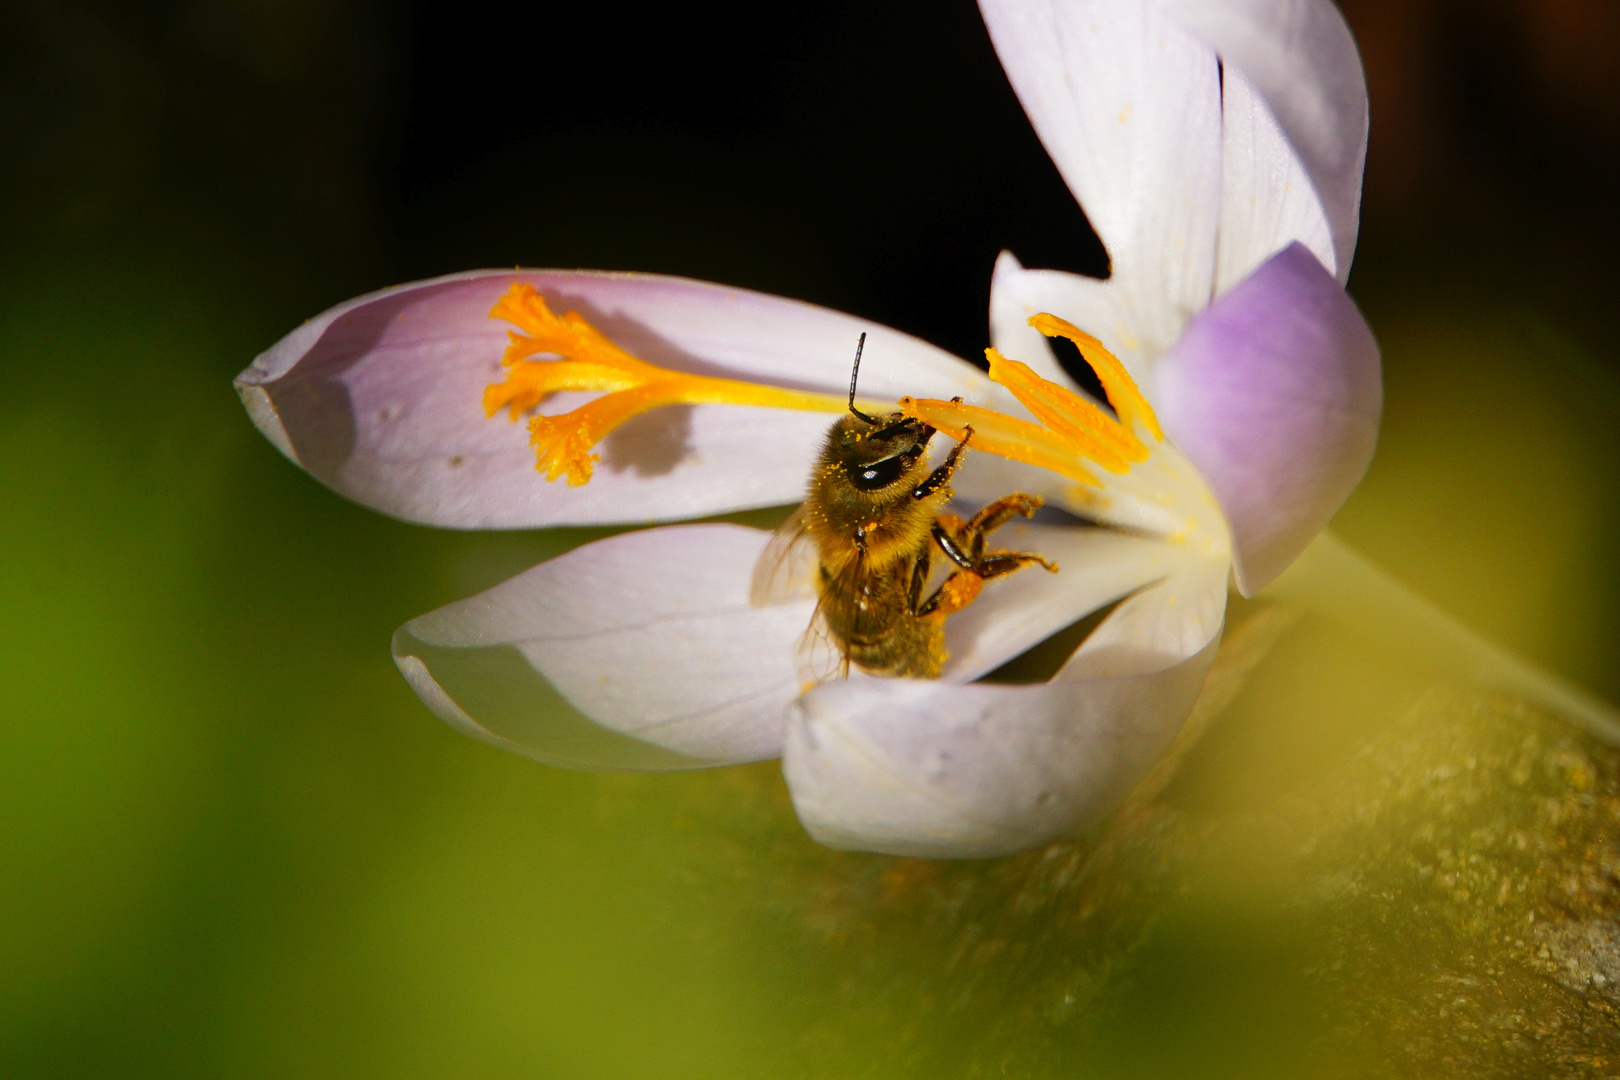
[
  {"x1": 1063, "y1": 549, "x2": 1228, "y2": 676},
  {"x1": 979, "y1": 0, "x2": 1224, "y2": 349},
  {"x1": 940, "y1": 525, "x2": 1194, "y2": 680},
  {"x1": 391, "y1": 524, "x2": 815, "y2": 768},
  {"x1": 950, "y1": 439, "x2": 1083, "y2": 511},
  {"x1": 988, "y1": 251, "x2": 1164, "y2": 391},
  {"x1": 1153, "y1": 0, "x2": 1369, "y2": 279},
  {"x1": 1213, "y1": 63, "x2": 1336, "y2": 292},
  {"x1": 393, "y1": 653, "x2": 704, "y2": 770},
  {"x1": 236, "y1": 269, "x2": 992, "y2": 529},
  {"x1": 782, "y1": 557, "x2": 1228, "y2": 857}
]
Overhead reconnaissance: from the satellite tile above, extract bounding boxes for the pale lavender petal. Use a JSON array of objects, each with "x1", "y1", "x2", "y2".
[
  {"x1": 1154, "y1": 243, "x2": 1380, "y2": 595},
  {"x1": 236, "y1": 269, "x2": 992, "y2": 529},
  {"x1": 1154, "y1": 0, "x2": 1369, "y2": 280},
  {"x1": 391, "y1": 524, "x2": 816, "y2": 768},
  {"x1": 782, "y1": 558, "x2": 1227, "y2": 857},
  {"x1": 1063, "y1": 547, "x2": 1229, "y2": 676},
  {"x1": 978, "y1": 0, "x2": 1223, "y2": 351}
]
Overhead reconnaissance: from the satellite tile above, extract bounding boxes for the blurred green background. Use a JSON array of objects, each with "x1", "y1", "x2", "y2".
[{"x1": 3, "y1": 1, "x2": 1618, "y2": 1076}]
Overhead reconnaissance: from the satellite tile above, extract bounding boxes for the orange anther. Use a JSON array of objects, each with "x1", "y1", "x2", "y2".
[{"x1": 1027, "y1": 313, "x2": 1163, "y2": 441}]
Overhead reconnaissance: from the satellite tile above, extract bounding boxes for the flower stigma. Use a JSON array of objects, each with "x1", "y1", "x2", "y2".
[{"x1": 483, "y1": 284, "x2": 856, "y2": 485}]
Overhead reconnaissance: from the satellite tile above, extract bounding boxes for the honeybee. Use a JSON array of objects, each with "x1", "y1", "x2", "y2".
[{"x1": 752, "y1": 334, "x2": 1057, "y2": 679}]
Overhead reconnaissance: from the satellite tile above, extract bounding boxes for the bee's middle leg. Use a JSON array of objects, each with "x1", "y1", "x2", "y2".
[
  {"x1": 932, "y1": 495, "x2": 1058, "y2": 582},
  {"x1": 917, "y1": 547, "x2": 1053, "y2": 620},
  {"x1": 972, "y1": 551, "x2": 1057, "y2": 582},
  {"x1": 958, "y1": 493, "x2": 1046, "y2": 559},
  {"x1": 918, "y1": 490, "x2": 1058, "y2": 620}
]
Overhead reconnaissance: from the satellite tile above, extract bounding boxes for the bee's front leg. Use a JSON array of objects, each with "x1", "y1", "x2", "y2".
[{"x1": 911, "y1": 420, "x2": 973, "y2": 501}]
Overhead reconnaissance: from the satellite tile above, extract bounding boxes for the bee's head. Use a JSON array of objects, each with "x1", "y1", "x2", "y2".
[
  {"x1": 825, "y1": 332, "x2": 937, "y2": 496},
  {"x1": 825, "y1": 410, "x2": 935, "y2": 496}
]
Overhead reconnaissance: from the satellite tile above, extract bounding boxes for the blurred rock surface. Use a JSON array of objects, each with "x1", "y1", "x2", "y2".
[{"x1": 694, "y1": 607, "x2": 1620, "y2": 1077}]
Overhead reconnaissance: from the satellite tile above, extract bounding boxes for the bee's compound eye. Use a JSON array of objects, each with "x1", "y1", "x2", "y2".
[{"x1": 846, "y1": 453, "x2": 910, "y2": 492}]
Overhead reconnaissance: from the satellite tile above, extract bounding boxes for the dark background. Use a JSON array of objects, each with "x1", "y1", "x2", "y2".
[{"x1": 2, "y1": 0, "x2": 1617, "y2": 1075}]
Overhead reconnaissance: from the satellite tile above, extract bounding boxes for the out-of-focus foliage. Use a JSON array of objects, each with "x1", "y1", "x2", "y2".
[{"x1": 1, "y1": 0, "x2": 1617, "y2": 1076}]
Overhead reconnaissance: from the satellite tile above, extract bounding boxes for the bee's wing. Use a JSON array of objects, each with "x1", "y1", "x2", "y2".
[
  {"x1": 751, "y1": 506, "x2": 855, "y2": 684},
  {"x1": 793, "y1": 548, "x2": 862, "y2": 685},
  {"x1": 794, "y1": 615, "x2": 849, "y2": 687},
  {"x1": 749, "y1": 507, "x2": 820, "y2": 607}
]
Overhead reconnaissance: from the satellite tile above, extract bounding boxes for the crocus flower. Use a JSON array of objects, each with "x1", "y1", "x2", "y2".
[{"x1": 236, "y1": 0, "x2": 1383, "y2": 857}]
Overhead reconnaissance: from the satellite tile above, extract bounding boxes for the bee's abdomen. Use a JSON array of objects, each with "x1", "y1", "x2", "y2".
[
  {"x1": 846, "y1": 618, "x2": 946, "y2": 679},
  {"x1": 820, "y1": 567, "x2": 947, "y2": 678}
]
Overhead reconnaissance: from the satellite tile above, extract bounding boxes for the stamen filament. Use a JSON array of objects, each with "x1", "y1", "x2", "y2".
[
  {"x1": 484, "y1": 360, "x2": 642, "y2": 418},
  {"x1": 484, "y1": 283, "x2": 855, "y2": 484},
  {"x1": 481, "y1": 286, "x2": 1167, "y2": 494}
]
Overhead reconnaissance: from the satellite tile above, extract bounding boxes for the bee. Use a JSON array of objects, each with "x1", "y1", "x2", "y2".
[{"x1": 752, "y1": 334, "x2": 1057, "y2": 679}]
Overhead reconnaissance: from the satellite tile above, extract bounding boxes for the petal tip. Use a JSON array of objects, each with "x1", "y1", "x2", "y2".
[
  {"x1": 392, "y1": 642, "x2": 494, "y2": 744},
  {"x1": 235, "y1": 381, "x2": 297, "y2": 463}
]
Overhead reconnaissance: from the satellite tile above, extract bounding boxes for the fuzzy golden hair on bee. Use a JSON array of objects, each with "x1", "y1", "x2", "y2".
[{"x1": 757, "y1": 336, "x2": 1057, "y2": 681}]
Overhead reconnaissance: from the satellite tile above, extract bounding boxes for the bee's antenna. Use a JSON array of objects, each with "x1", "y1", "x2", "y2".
[{"x1": 847, "y1": 332, "x2": 879, "y2": 424}]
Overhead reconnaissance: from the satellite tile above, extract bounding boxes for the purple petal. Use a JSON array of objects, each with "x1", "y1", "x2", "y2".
[
  {"x1": 1154, "y1": 243, "x2": 1381, "y2": 594},
  {"x1": 782, "y1": 559, "x2": 1226, "y2": 857},
  {"x1": 236, "y1": 269, "x2": 991, "y2": 529}
]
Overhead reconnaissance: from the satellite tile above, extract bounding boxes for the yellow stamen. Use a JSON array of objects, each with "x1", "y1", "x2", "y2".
[
  {"x1": 984, "y1": 349, "x2": 1141, "y2": 469},
  {"x1": 899, "y1": 312, "x2": 1162, "y2": 490},
  {"x1": 898, "y1": 397, "x2": 1103, "y2": 488},
  {"x1": 489, "y1": 284, "x2": 664, "y2": 380},
  {"x1": 484, "y1": 283, "x2": 854, "y2": 484},
  {"x1": 1027, "y1": 313, "x2": 1163, "y2": 441}
]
